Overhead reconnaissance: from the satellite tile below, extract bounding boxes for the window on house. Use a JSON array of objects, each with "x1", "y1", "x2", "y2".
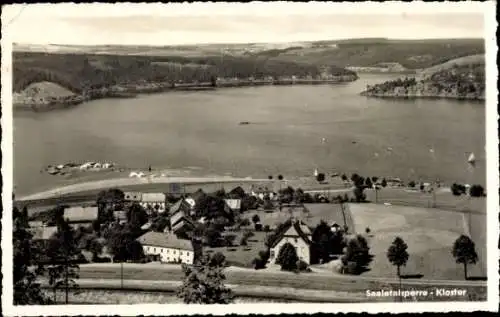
[
  {"x1": 180, "y1": 251, "x2": 183, "y2": 256},
  {"x1": 294, "y1": 238, "x2": 298, "y2": 243}
]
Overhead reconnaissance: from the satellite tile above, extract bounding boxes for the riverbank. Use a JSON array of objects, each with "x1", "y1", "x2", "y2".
[
  {"x1": 360, "y1": 90, "x2": 486, "y2": 101},
  {"x1": 13, "y1": 75, "x2": 358, "y2": 111}
]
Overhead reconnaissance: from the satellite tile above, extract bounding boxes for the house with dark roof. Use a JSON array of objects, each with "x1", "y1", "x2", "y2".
[
  {"x1": 185, "y1": 189, "x2": 207, "y2": 209},
  {"x1": 269, "y1": 219, "x2": 312, "y2": 265},
  {"x1": 137, "y1": 231, "x2": 194, "y2": 264},
  {"x1": 229, "y1": 186, "x2": 246, "y2": 199},
  {"x1": 169, "y1": 199, "x2": 195, "y2": 234}
]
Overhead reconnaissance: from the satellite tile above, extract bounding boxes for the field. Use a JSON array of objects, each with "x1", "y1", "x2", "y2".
[
  {"x1": 72, "y1": 263, "x2": 486, "y2": 303},
  {"x1": 347, "y1": 203, "x2": 487, "y2": 280}
]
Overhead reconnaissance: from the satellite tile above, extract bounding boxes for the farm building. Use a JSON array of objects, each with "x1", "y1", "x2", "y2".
[
  {"x1": 63, "y1": 206, "x2": 98, "y2": 224},
  {"x1": 124, "y1": 192, "x2": 142, "y2": 202},
  {"x1": 137, "y1": 231, "x2": 194, "y2": 264},
  {"x1": 224, "y1": 199, "x2": 241, "y2": 214},
  {"x1": 269, "y1": 219, "x2": 312, "y2": 265},
  {"x1": 140, "y1": 192, "x2": 167, "y2": 213},
  {"x1": 113, "y1": 210, "x2": 127, "y2": 224}
]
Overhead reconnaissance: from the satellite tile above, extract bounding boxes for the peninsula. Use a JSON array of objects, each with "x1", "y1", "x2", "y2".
[{"x1": 360, "y1": 54, "x2": 486, "y2": 101}]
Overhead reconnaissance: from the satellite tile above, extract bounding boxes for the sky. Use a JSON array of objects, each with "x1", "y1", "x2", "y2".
[{"x1": 1, "y1": 2, "x2": 490, "y2": 46}]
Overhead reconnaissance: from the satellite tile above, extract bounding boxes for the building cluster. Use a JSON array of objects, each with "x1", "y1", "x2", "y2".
[{"x1": 27, "y1": 184, "x2": 347, "y2": 267}]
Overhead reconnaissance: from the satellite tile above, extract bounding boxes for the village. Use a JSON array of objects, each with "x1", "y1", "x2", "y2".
[{"x1": 22, "y1": 170, "x2": 486, "y2": 284}]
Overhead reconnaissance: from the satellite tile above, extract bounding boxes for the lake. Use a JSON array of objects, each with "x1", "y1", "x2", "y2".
[{"x1": 13, "y1": 74, "x2": 486, "y2": 196}]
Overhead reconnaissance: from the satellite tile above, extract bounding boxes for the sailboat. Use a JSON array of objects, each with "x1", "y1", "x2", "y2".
[
  {"x1": 467, "y1": 152, "x2": 476, "y2": 164},
  {"x1": 314, "y1": 168, "x2": 319, "y2": 177}
]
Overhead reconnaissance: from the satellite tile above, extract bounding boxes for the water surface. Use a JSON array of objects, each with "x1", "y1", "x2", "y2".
[{"x1": 14, "y1": 74, "x2": 485, "y2": 196}]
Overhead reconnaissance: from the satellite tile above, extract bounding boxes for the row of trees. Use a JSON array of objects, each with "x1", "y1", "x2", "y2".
[
  {"x1": 13, "y1": 206, "x2": 82, "y2": 305},
  {"x1": 387, "y1": 234, "x2": 479, "y2": 287}
]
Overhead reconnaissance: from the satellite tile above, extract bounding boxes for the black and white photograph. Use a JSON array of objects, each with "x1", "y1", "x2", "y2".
[{"x1": 1, "y1": 2, "x2": 498, "y2": 315}]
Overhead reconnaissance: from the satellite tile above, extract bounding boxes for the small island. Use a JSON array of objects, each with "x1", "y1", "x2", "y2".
[{"x1": 360, "y1": 55, "x2": 485, "y2": 101}]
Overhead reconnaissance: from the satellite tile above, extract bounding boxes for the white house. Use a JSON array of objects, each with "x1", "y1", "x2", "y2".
[
  {"x1": 124, "y1": 192, "x2": 142, "y2": 202},
  {"x1": 140, "y1": 193, "x2": 167, "y2": 213},
  {"x1": 269, "y1": 219, "x2": 312, "y2": 265},
  {"x1": 137, "y1": 231, "x2": 194, "y2": 264},
  {"x1": 224, "y1": 199, "x2": 241, "y2": 214}
]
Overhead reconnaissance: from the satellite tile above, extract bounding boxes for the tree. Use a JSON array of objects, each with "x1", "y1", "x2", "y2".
[
  {"x1": 268, "y1": 175, "x2": 273, "y2": 180},
  {"x1": 240, "y1": 230, "x2": 254, "y2": 246},
  {"x1": 277, "y1": 174, "x2": 284, "y2": 181},
  {"x1": 365, "y1": 177, "x2": 373, "y2": 188},
  {"x1": 275, "y1": 242, "x2": 299, "y2": 271},
  {"x1": 252, "y1": 214, "x2": 260, "y2": 224},
  {"x1": 452, "y1": 235, "x2": 478, "y2": 280},
  {"x1": 127, "y1": 203, "x2": 148, "y2": 229},
  {"x1": 107, "y1": 224, "x2": 145, "y2": 262},
  {"x1": 353, "y1": 186, "x2": 367, "y2": 202},
  {"x1": 177, "y1": 253, "x2": 233, "y2": 304},
  {"x1": 408, "y1": 181, "x2": 416, "y2": 188},
  {"x1": 341, "y1": 174, "x2": 348, "y2": 181},
  {"x1": 342, "y1": 235, "x2": 372, "y2": 275},
  {"x1": 469, "y1": 184, "x2": 484, "y2": 197},
  {"x1": 387, "y1": 237, "x2": 409, "y2": 286},
  {"x1": 316, "y1": 173, "x2": 326, "y2": 183},
  {"x1": 13, "y1": 207, "x2": 50, "y2": 305},
  {"x1": 223, "y1": 234, "x2": 236, "y2": 247},
  {"x1": 46, "y1": 220, "x2": 81, "y2": 304},
  {"x1": 89, "y1": 238, "x2": 104, "y2": 261},
  {"x1": 381, "y1": 178, "x2": 388, "y2": 188}
]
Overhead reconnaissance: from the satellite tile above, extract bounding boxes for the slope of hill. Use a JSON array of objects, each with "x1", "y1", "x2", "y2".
[
  {"x1": 254, "y1": 38, "x2": 485, "y2": 71},
  {"x1": 13, "y1": 52, "x2": 356, "y2": 94},
  {"x1": 360, "y1": 55, "x2": 486, "y2": 100}
]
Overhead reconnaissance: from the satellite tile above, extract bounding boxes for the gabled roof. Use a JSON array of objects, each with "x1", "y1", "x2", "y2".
[
  {"x1": 270, "y1": 221, "x2": 312, "y2": 248},
  {"x1": 137, "y1": 231, "x2": 193, "y2": 251},
  {"x1": 142, "y1": 193, "x2": 166, "y2": 203},
  {"x1": 229, "y1": 186, "x2": 246, "y2": 197},
  {"x1": 30, "y1": 226, "x2": 58, "y2": 240},
  {"x1": 64, "y1": 206, "x2": 98, "y2": 223},
  {"x1": 169, "y1": 199, "x2": 192, "y2": 214},
  {"x1": 190, "y1": 189, "x2": 207, "y2": 202}
]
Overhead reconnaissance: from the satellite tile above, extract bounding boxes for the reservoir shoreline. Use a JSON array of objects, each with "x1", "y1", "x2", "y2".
[{"x1": 13, "y1": 75, "x2": 358, "y2": 112}]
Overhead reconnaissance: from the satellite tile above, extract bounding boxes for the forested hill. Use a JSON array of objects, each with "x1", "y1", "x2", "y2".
[
  {"x1": 360, "y1": 54, "x2": 486, "y2": 100},
  {"x1": 13, "y1": 52, "x2": 356, "y2": 93},
  {"x1": 249, "y1": 38, "x2": 485, "y2": 71}
]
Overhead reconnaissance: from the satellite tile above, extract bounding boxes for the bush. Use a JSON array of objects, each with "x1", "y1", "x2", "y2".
[
  {"x1": 239, "y1": 218, "x2": 251, "y2": 227},
  {"x1": 341, "y1": 235, "x2": 372, "y2": 275},
  {"x1": 263, "y1": 224, "x2": 270, "y2": 232},
  {"x1": 408, "y1": 181, "x2": 416, "y2": 188},
  {"x1": 381, "y1": 178, "x2": 387, "y2": 187},
  {"x1": 316, "y1": 173, "x2": 326, "y2": 183},
  {"x1": 276, "y1": 242, "x2": 299, "y2": 271},
  {"x1": 353, "y1": 187, "x2": 367, "y2": 202},
  {"x1": 296, "y1": 260, "x2": 310, "y2": 272},
  {"x1": 469, "y1": 184, "x2": 484, "y2": 197},
  {"x1": 365, "y1": 227, "x2": 371, "y2": 234},
  {"x1": 254, "y1": 223, "x2": 263, "y2": 231},
  {"x1": 451, "y1": 183, "x2": 467, "y2": 196}
]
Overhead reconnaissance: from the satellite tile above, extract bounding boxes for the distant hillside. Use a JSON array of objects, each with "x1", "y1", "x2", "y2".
[
  {"x1": 360, "y1": 54, "x2": 486, "y2": 100},
  {"x1": 253, "y1": 38, "x2": 485, "y2": 70},
  {"x1": 13, "y1": 51, "x2": 356, "y2": 94}
]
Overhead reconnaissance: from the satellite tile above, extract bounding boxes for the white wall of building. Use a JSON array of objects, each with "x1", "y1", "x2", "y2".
[
  {"x1": 142, "y1": 245, "x2": 194, "y2": 264},
  {"x1": 140, "y1": 202, "x2": 166, "y2": 213},
  {"x1": 269, "y1": 236, "x2": 310, "y2": 265}
]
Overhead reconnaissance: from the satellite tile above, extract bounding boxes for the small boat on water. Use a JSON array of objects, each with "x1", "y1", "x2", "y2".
[
  {"x1": 468, "y1": 152, "x2": 476, "y2": 164},
  {"x1": 239, "y1": 121, "x2": 250, "y2": 125}
]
